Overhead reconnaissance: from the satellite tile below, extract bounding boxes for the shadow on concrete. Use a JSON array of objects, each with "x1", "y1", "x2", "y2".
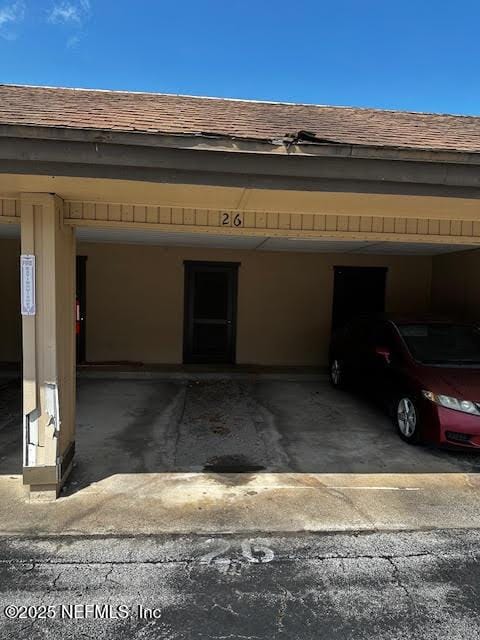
[{"x1": 0, "y1": 378, "x2": 21, "y2": 475}]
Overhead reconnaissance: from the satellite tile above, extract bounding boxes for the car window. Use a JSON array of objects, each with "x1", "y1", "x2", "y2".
[{"x1": 397, "y1": 323, "x2": 480, "y2": 365}]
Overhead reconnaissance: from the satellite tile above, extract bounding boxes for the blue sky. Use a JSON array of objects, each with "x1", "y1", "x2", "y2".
[{"x1": 0, "y1": 1, "x2": 478, "y2": 115}]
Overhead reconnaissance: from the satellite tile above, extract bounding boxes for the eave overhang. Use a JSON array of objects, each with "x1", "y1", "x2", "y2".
[{"x1": 1, "y1": 123, "x2": 480, "y2": 198}]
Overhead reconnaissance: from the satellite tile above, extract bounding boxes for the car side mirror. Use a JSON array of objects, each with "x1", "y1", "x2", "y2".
[{"x1": 375, "y1": 346, "x2": 391, "y2": 364}]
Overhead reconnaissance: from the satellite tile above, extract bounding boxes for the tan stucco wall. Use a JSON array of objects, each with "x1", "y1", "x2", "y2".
[
  {"x1": 431, "y1": 249, "x2": 480, "y2": 321},
  {"x1": 0, "y1": 238, "x2": 434, "y2": 368},
  {"x1": 78, "y1": 242, "x2": 432, "y2": 366},
  {"x1": 0, "y1": 238, "x2": 21, "y2": 362}
]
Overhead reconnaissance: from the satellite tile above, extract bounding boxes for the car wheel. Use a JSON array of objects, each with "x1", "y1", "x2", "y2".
[
  {"x1": 395, "y1": 396, "x2": 420, "y2": 444},
  {"x1": 330, "y1": 358, "x2": 347, "y2": 389}
]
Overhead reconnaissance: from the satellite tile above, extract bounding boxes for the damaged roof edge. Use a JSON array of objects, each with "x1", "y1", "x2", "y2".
[{"x1": 1, "y1": 122, "x2": 480, "y2": 167}]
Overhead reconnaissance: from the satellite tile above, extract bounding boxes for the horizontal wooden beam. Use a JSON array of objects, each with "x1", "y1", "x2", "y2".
[{"x1": 62, "y1": 201, "x2": 480, "y2": 245}]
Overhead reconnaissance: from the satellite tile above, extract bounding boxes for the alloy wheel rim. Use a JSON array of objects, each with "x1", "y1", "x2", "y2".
[
  {"x1": 331, "y1": 360, "x2": 341, "y2": 385},
  {"x1": 397, "y1": 398, "x2": 417, "y2": 437}
]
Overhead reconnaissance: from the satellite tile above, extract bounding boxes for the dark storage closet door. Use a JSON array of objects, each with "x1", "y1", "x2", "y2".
[
  {"x1": 183, "y1": 261, "x2": 239, "y2": 363},
  {"x1": 332, "y1": 266, "x2": 387, "y2": 330}
]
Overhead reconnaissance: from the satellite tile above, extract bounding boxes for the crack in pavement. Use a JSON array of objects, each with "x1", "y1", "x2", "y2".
[
  {"x1": 211, "y1": 601, "x2": 240, "y2": 617},
  {"x1": 103, "y1": 564, "x2": 120, "y2": 586},
  {"x1": 385, "y1": 556, "x2": 417, "y2": 628},
  {"x1": 0, "y1": 551, "x2": 435, "y2": 568},
  {"x1": 51, "y1": 572, "x2": 62, "y2": 589},
  {"x1": 199, "y1": 633, "x2": 261, "y2": 640},
  {"x1": 274, "y1": 584, "x2": 294, "y2": 638},
  {"x1": 386, "y1": 556, "x2": 414, "y2": 599}
]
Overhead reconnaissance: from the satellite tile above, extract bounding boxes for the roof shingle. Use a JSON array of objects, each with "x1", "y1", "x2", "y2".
[{"x1": 1, "y1": 84, "x2": 480, "y2": 154}]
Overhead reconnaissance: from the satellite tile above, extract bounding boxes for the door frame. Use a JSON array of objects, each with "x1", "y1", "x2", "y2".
[
  {"x1": 183, "y1": 260, "x2": 240, "y2": 364},
  {"x1": 76, "y1": 255, "x2": 87, "y2": 364}
]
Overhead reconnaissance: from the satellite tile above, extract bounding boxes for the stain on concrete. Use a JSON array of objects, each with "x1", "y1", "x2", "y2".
[
  {"x1": 65, "y1": 379, "x2": 184, "y2": 491},
  {"x1": 174, "y1": 380, "x2": 274, "y2": 473},
  {"x1": 204, "y1": 454, "x2": 265, "y2": 474}
]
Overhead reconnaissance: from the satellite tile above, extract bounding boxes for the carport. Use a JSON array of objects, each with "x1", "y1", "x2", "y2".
[
  {"x1": 1, "y1": 84, "x2": 480, "y2": 500},
  {"x1": 2, "y1": 208, "x2": 480, "y2": 498}
]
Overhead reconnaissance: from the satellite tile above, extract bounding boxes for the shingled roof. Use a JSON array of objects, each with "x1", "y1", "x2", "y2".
[{"x1": 1, "y1": 84, "x2": 480, "y2": 154}]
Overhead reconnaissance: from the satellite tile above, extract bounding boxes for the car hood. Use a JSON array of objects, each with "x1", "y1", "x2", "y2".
[{"x1": 417, "y1": 365, "x2": 480, "y2": 401}]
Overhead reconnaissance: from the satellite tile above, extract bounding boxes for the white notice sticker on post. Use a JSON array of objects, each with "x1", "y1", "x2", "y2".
[{"x1": 20, "y1": 254, "x2": 36, "y2": 316}]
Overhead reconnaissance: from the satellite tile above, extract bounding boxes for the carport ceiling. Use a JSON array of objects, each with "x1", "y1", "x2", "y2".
[{"x1": 75, "y1": 226, "x2": 479, "y2": 256}]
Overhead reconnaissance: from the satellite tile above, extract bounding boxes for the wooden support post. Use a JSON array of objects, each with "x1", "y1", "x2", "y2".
[{"x1": 20, "y1": 194, "x2": 76, "y2": 501}]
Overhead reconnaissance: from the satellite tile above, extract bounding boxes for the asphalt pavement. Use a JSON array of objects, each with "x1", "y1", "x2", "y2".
[{"x1": 0, "y1": 528, "x2": 479, "y2": 639}]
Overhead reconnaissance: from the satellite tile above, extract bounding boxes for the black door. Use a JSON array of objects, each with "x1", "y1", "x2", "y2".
[
  {"x1": 76, "y1": 256, "x2": 87, "y2": 364},
  {"x1": 183, "y1": 261, "x2": 239, "y2": 364},
  {"x1": 331, "y1": 266, "x2": 387, "y2": 330}
]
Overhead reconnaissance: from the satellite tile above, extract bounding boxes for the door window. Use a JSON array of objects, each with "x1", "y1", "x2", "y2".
[{"x1": 193, "y1": 271, "x2": 229, "y2": 319}]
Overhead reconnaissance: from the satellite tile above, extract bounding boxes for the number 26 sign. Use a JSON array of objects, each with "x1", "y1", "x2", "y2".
[{"x1": 221, "y1": 212, "x2": 243, "y2": 227}]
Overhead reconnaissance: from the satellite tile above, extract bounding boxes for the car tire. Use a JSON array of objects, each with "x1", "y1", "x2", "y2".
[
  {"x1": 395, "y1": 395, "x2": 421, "y2": 444},
  {"x1": 330, "y1": 358, "x2": 347, "y2": 389}
]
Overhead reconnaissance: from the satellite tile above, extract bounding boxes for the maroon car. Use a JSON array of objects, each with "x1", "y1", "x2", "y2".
[{"x1": 329, "y1": 315, "x2": 480, "y2": 448}]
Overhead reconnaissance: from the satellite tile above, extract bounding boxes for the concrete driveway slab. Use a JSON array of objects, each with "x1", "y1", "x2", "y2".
[
  {"x1": 2, "y1": 471, "x2": 480, "y2": 535},
  {"x1": 2, "y1": 376, "x2": 480, "y2": 535}
]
